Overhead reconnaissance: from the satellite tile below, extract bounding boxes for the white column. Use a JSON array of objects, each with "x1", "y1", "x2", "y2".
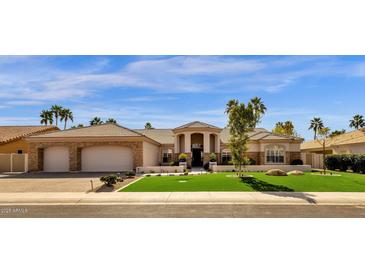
[
  {"x1": 184, "y1": 133, "x2": 191, "y2": 153},
  {"x1": 174, "y1": 135, "x2": 179, "y2": 153},
  {"x1": 215, "y1": 134, "x2": 220, "y2": 153},
  {"x1": 203, "y1": 133, "x2": 210, "y2": 153}
]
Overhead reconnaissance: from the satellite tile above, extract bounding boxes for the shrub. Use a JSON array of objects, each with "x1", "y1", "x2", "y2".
[
  {"x1": 291, "y1": 159, "x2": 303, "y2": 165},
  {"x1": 228, "y1": 160, "x2": 234, "y2": 165},
  {"x1": 178, "y1": 153, "x2": 187, "y2": 162},
  {"x1": 209, "y1": 153, "x2": 217, "y2": 162},
  {"x1": 169, "y1": 161, "x2": 176, "y2": 166},
  {"x1": 325, "y1": 154, "x2": 365, "y2": 173},
  {"x1": 100, "y1": 174, "x2": 119, "y2": 186},
  {"x1": 248, "y1": 158, "x2": 256, "y2": 165},
  {"x1": 125, "y1": 171, "x2": 135, "y2": 178}
]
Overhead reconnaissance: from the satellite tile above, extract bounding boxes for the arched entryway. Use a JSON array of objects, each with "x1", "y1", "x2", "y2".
[{"x1": 191, "y1": 133, "x2": 203, "y2": 167}]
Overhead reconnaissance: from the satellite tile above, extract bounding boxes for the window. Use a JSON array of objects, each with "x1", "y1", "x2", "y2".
[
  {"x1": 162, "y1": 149, "x2": 173, "y2": 163},
  {"x1": 17, "y1": 150, "x2": 23, "y2": 154},
  {"x1": 221, "y1": 151, "x2": 232, "y2": 164},
  {"x1": 266, "y1": 146, "x2": 285, "y2": 164}
]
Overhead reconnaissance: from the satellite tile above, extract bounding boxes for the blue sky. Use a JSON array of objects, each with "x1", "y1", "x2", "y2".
[{"x1": 0, "y1": 55, "x2": 364, "y2": 140}]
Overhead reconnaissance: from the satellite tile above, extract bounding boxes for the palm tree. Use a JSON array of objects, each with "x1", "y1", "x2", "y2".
[
  {"x1": 249, "y1": 97, "x2": 267, "y2": 127},
  {"x1": 60, "y1": 108, "x2": 74, "y2": 130},
  {"x1": 225, "y1": 99, "x2": 238, "y2": 114},
  {"x1": 349, "y1": 115, "x2": 365, "y2": 130},
  {"x1": 309, "y1": 117, "x2": 324, "y2": 140},
  {"x1": 106, "y1": 118, "x2": 117, "y2": 124},
  {"x1": 90, "y1": 117, "x2": 103, "y2": 126},
  {"x1": 51, "y1": 105, "x2": 63, "y2": 126},
  {"x1": 40, "y1": 110, "x2": 54, "y2": 125},
  {"x1": 145, "y1": 122, "x2": 153, "y2": 129}
]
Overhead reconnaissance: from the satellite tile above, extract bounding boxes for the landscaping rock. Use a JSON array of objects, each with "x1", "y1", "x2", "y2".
[
  {"x1": 287, "y1": 170, "x2": 304, "y2": 176},
  {"x1": 265, "y1": 169, "x2": 288, "y2": 176}
]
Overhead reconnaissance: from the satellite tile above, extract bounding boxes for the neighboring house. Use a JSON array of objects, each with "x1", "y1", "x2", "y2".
[
  {"x1": 26, "y1": 121, "x2": 303, "y2": 172},
  {"x1": 301, "y1": 129, "x2": 365, "y2": 155},
  {"x1": 0, "y1": 126, "x2": 59, "y2": 154}
]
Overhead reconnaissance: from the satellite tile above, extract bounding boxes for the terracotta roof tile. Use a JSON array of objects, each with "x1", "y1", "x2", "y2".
[{"x1": 0, "y1": 126, "x2": 59, "y2": 144}]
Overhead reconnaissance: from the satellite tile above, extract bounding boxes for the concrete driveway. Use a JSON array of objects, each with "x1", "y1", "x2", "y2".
[{"x1": 0, "y1": 173, "x2": 109, "y2": 192}]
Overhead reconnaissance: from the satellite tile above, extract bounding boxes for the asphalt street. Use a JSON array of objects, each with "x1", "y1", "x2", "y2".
[{"x1": 2, "y1": 204, "x2": 365, "y2": 217}]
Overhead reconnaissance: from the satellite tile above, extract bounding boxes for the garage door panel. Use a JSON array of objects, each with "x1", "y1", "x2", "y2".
[
  {"x1": 43, "y1": 147, "x2": 70, "y2": 172},
  {"x1": 81, "y1": 146, "x2": 133, "y2": 172}
]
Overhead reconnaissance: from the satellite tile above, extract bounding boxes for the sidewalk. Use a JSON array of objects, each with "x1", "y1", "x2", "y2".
[{"x1": 2, "y1": 192, "x2": 365, "y2": 205}]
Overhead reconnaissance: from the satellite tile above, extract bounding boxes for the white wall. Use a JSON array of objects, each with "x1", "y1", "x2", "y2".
[{"x1": 143, "y1": 142, "x2": 160, "y2": 166}]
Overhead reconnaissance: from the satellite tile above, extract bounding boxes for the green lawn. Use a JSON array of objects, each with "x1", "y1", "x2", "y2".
[{"x1": 120, "y1": 172, "x2": 365, "y2": 192}]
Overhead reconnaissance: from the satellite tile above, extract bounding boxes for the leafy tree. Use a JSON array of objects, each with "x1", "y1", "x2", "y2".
[
  {"x1": 145, "y1": 122, "x2": 154, "y2": 129},
  {"x1": 106, "y1": 118, "x2": 117, "y2": 124},
  {"x1": 51, "y1": 105, "x2": 63, "y2": 127},
  {"x1": 317, "y1": 127, "x2": 331, "y2": 175},
  {"x1": 329, "y1": 129, "x2": 346, "y2": 138},
  {"x1": 272, "y1": 121, "x2": 298, "y2": 136},
  {"x1": 309, "y1": 117, "x2": 324, "y2": 140},
  {"x1": 90, "y1": 117, "x2": 103, "y2": 126},
  {"x1": 250, "y1": 97, "x2": 267, "y2": 127},
  {"x1": 349, "y1": 114, "x2": 365, "y2": 130},
  {"x1": 40, "y1": 110, "x2": 54, "y2": 125},
  {"x1": 60, "y1": 108, "x2": 74, "y2": 130},
  {"x1": 225, "y1": 99, "x2": 256, "y2": 177}
]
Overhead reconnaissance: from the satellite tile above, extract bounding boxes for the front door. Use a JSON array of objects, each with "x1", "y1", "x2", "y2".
[{"x1": 192, "y1": 148, "x2": 203, "y2": 167}]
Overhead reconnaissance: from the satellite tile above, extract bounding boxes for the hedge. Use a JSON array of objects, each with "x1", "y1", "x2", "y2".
[{"x1": 325, "y1": 154, "x2": 365, "y2": 173}]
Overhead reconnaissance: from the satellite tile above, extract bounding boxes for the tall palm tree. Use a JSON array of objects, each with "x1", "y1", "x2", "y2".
[
  {"x1": 349, "y1": 115, "x2": 365, "y2": 130},
  {"x1": 309, "y1": 117, "x2": 324, "y2": 140},
  {"x1": 51, "y1": 105, "x2": 63, "y2": 126},
  {"x1": 249, "y1": 97, "x2": 267, "y2": 127},
  {"x1": 106, "y1": 118, "x2": 117, "y2": 124},
  {"x1": 90, "y1": 117, "x2": 103, "y2": 126},
  {"x1": 225, "y1": 99, "x2": 238, "y2": 114},
  {"x1": 40, "y1": 110, "x2": 54, "y2": 125},
  {"x1": 145, "y1": 122, "x2": 153, "y2": 129},
  {"x1": 60, "y1": 108, "x2": 74, "y2": 130}
]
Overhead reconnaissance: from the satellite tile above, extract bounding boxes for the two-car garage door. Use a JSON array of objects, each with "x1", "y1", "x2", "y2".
[
  {"x1": 81, "y1": 146, "x2": 133, "y2": 172},
  {"x1": 43, "y1": 146, "x2": 134, "y2": 172}
]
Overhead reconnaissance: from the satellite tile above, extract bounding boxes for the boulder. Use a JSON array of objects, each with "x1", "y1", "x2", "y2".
[
  {"x1": 265, "y1": 169, "x2": 288, "y2": 176},
  {"x1": 288, "y1": 170, "x2": 304, "y2": 176}
]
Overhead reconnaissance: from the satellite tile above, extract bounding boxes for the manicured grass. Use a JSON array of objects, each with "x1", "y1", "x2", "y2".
[{"x1": 120, "y1": 172, "x2": 365, "y2": 192}]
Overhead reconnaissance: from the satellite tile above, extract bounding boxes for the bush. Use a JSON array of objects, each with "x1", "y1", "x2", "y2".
[
  {"x1": 178, "y1": 153, "x2": 187, "y2": 162},
  {"x1": 249, "y1": 158, "x2": 256, "y2": 165},
  {"x1": 209, "y1": 153, "x2": 217, "y2": 162},
  {"x1": 125, "y1": 171, "x2": 135, "y2": 178},
  {"x1": 325, "y1": 154, "x2": 365, "y2": 173},
  {"x1": 291, "y1": 159, "x2": 303, "y2": 165},
  {"x1": 100, "y1": 174, "x2": 119, "y2": 186}
]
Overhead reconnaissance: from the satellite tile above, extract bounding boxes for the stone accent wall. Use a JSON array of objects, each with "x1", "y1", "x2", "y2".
[
  {"x1": 28, "y1": 141, "x2": 143, "y2": 172},
  {"x1": 288, "y1": 152, "x2": 301, "y2": 165},
  {"x1": 246, "y1": 152, "x2": 260, "y2": 165}
]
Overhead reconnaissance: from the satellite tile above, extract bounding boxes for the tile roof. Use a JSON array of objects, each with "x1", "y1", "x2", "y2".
[
  {"x1": 134, "y1": 129, "x2": 175, "y2": 144},
  {"x1": 174, "y1": 121, "x2": 221, "y2": 130},
  {"x1": 0, "y1": 126, "x2": 59, "y2": 144},
  {"x1": 301, "y1": 129, "x2": 365, "y2": 150},
  {"x1": 28, "y1": 123, "x2": 144, "y2": 138},
  {"x1": 220, "y1": 127, "x2": 302, "y2": 143}
]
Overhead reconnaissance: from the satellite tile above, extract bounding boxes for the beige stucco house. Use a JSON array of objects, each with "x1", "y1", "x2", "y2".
[
  {"x1": 26, "y1": 121, "x2": 303, "y2": 172},
  {"x1": 301, "y1": 129, "x2": 365, "y2": 155}
]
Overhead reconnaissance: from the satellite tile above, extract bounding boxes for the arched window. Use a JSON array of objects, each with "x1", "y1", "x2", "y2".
[{"x1": 266, "y1": 145, "x2": 285, "y2": 164}]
